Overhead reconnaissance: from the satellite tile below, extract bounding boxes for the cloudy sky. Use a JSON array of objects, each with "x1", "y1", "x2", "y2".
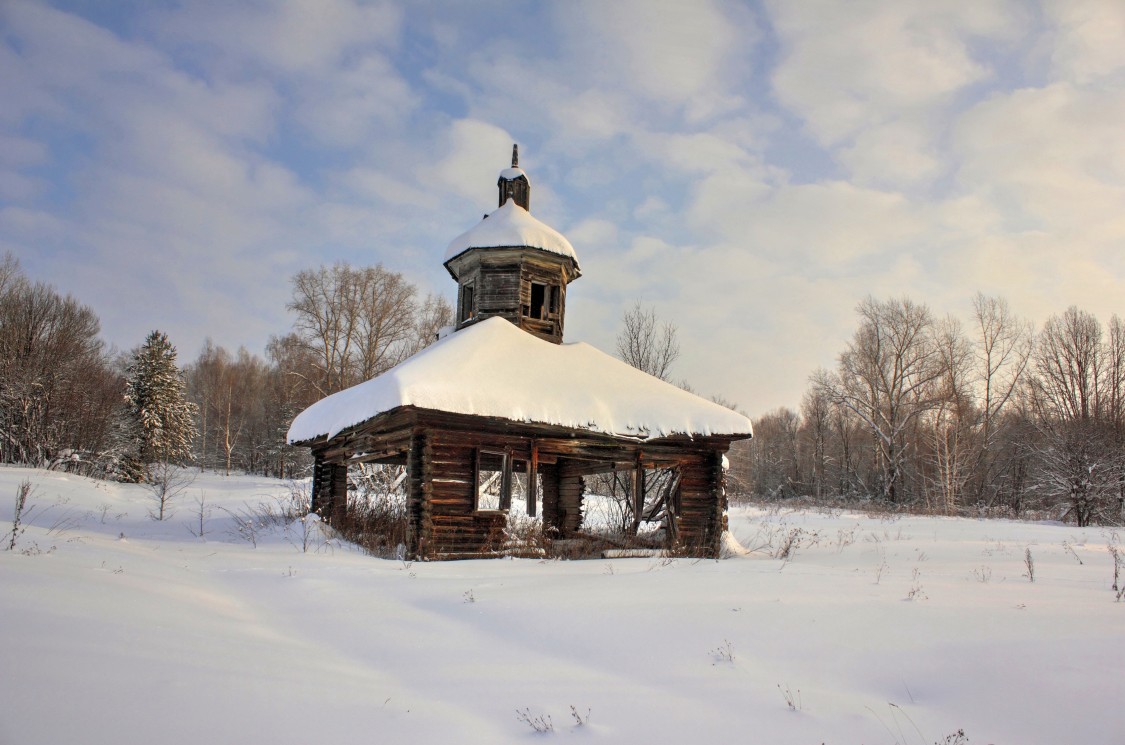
[{"x1": 2, "y1": 0, "x2": 1124, "y2": 417}]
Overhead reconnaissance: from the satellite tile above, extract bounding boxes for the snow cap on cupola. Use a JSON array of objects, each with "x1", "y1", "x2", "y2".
[{"x1": 443, "y1": 145, "x2": 580, "y2": 270}]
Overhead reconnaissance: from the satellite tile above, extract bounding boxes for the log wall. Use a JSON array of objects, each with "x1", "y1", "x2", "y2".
[
  {"x1": 673, "y1": 451, "x2": 725, "y2": 558},
  {"x1": 558, "y1": 459, "x2": 586, "y2": 537},
  {"x1": 415, "y1": 434, "x2": 509, "y2": 558},
  {"x1": 540, "y1": 463, "x2": 560, "y2": 534},
  {"x1": 406, "y1": 433, "x2": 430, "y2": 557},
  {"x1": 322, "y1": 408, "x2": 739, "y2": 560},
  {"x1": 310, "y1": 455, "x2": 348, "y2": 525}
]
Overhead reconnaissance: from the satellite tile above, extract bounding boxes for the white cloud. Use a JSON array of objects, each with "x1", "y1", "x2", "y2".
[
  {"x1": 5, "y1": 0, "x2": 1125, "y2": 420},
  {"x1": 942, "y1": 81, "x2": 1125, "y2": 325},
  {"x1": 153, "y1": 0, "x2": 401, "y2": 75},
  {"x1": 767, "y1": 0, "x2": 1023, "y2": 145},
  {"x1": 953, "y1": 83, "x2": 1125, "y2": 234},
  {"x1": 294, "y1": 53, "x2": 420, "y2": 148},
  {"x1": 559, "y1": 0, "x2": 750, "y2": 115},
  {"x1": 435, "y1": 119, "x2": 516, "y2": 206},
  {"x1": 1044, "y1": 0, "x2": 1125, "y2": 83},
  {"x1": 835, "y1": 119, "x2": 944, "y2": 189}
]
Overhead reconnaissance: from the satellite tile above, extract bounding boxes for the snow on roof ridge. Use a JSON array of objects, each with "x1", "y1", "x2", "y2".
[
  {"x1": 443, "y1": 199, "x2": 579, "y2": 267},
  {"x1": 287, "y1": 317, "x2": 752, "y2": 444}
]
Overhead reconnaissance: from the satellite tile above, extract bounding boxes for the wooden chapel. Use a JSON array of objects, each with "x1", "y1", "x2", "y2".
[{"x1": 288, "y1": 146, "x2": 753, "y2": 559}]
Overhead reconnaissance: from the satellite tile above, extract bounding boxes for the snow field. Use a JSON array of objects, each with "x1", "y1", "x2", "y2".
[{"x1": 1, "y1": 467, "x2": 1122, "y2": 744}]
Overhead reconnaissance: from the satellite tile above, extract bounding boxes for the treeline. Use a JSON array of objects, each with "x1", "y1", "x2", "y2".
[
  {"x1": 0, "y1": 254, "x2": 123, "y2": 471},
  {"x1": 0, "y1": 255, "x2": 450, "y2": 481},
  {"x1": 740, "y1": 294, "x2": 1125, "y2": 526},
  {"x1": 184, "y1": 263, "x2": 450, "y2": 477}
]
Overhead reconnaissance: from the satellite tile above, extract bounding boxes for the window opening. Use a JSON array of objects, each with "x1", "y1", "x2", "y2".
[
  {"x1": 529, "y1": 282, "x2": 547, "y2": 320},
  {"x1": 549, "y1": 285, "x2": 559, "y2": 315},
  {"x1": 475, "y1": 449, "x2": 511, "y2": 511},
  {"x1": 460, "y1": 283, "x2": 475, "y2": 323}
]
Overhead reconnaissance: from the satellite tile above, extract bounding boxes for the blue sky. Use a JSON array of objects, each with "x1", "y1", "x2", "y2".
[{"x1": 2, "y1": 0, "x2": 1124, "y2": 417}]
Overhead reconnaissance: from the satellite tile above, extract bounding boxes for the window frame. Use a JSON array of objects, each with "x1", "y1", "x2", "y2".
[
  {"x1": 460, "y1": 282, "x2": 476, "y2": 323},
  {"x1": 473, "y1": 448, "x2": 512, "y2": 512}
]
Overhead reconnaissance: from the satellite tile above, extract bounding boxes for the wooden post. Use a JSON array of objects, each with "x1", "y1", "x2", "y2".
[
  {"x1": 406, "y1": 434, "x2": 428, "y2": 558},
  {"x1": 557, "y1": 459, "x2": 585, "y2": 537},
  {"x1": 527, "y1": 441, "x2": 538, "y2": 517},
  {"x1": 310, "y1": 453, "x2": 325, "y2": 515},
  {"x1": 540, "y1": 463, "x2": 560, "y2": 532},
  {"x1": 500, "y1": 449, "x2": 512, "y2": 511},
  {"x1": 329, "y1": 462, "x2": 348, "y2": 526},
  {"x1": 471, "y1": 447, "x2": 482, "y2": 511},
  {"x1": 631, "y1": 450, "x2": 644, "y2": 533}
]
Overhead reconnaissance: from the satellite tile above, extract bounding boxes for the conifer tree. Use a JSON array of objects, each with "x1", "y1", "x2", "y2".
[{"x1": 124, "y1": 331, "x2": 197, "y2": 471}]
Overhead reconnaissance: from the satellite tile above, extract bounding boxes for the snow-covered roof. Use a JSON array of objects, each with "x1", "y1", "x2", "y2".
[
  {"x1": 288, "y1": 317, "x2": 752, "y2": 444},
  {"x1": 499, "y1": 167, "x2": 527, "y2": 181},
  {"x1": 443, "y1": 199, "x2": 579, "y2": 268}
]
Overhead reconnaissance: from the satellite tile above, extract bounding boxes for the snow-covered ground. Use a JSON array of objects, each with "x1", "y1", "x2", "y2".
[{"x1": 2, "y1": 466, "x2": 1122, "y2": 744}]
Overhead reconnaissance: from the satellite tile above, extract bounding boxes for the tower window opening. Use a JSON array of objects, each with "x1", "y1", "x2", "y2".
[
  {"x1": 529, "y1": 282, "x2": 547, "y2": 320},
  {"x1": 460, "y1": 283, "x2": 475, "y2": 323}
]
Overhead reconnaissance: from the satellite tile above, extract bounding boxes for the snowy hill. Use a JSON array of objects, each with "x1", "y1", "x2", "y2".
[{"x1": 1, "y1": 466, "x2": 1122, "y2": 744}]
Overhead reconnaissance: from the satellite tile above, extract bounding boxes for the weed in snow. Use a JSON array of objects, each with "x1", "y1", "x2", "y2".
[
  {"x1": 1062, "y1": 540, "x2": 1083, "y2": 565},
  {"x1": 5, "y1": 479, "x2": 75, "y2": 554},
  {"x1": 837, "y1": 524, "x2": 859, "y2": 552},
  {"x1": 710, "y1": 639, "x2": 734, "y2": 665},
  {"x1": 874, "y1": 548, "x2": 889, "y2": 584},
  {"x1": 778, "y1": 683, "x2": 802, "y2": 712},
  {"x1": 1108, "y1": 540, "x2": 1124, "y2": 601},
  {"x1": 5, "y1": 479, "x2": 33, "y2": 551},
  {"x1": 906, "y1": 568, "x2": 928, "y2": 601},
  {"x1": 515, "y1": 708, "x2": 553, "y2": 734}
]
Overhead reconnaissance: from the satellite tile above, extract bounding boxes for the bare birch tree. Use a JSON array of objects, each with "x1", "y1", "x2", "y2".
[
  {"x1": 1024, "y1": 307, "x2": 1123, "y2": 525},
  {"x1": 924, "y1": 316, "x2": 974, "y2": 513},
  {"x1": 287, "y1": 262, "x2": 420, "y2": 397},
  {"x1": 813, "y1": 297, "x2": 943, "y2": 503},
  {"x1": 0, "y1": 254, "x2": 118, "y2": 468},
  {"x1": 616, "y1": 302, "x2": 680, "y2": 381},
  {"x1": 969, "y1": 293, "x2": 1032, "y2": 505}
]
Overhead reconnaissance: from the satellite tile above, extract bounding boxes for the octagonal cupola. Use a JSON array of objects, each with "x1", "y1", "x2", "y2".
[{"x1": 443, "y1": 145, "x2": 581, "y2": 344}]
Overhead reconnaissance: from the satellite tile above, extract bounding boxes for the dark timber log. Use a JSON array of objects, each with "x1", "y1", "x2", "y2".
[
  {"x1": 558, "y1": 459, "x2": 585, "y2": 537},
  {"x1": 311, "y1": 454, "x2": 347, "y2": 526},
  {"x1": 673, "y1": 451, "x2": 725, "y2": 558},
  {"x1": 527, "y1": 441, "x2": 538, "y2": 517},
  {"x1": 540, "y1": 462, "x2": 560, "y2": 533}
]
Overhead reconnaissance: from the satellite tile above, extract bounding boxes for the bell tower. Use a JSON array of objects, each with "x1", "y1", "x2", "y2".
[{"x1": 443, "y1": 145, "x2": 581, "y2": 344}]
